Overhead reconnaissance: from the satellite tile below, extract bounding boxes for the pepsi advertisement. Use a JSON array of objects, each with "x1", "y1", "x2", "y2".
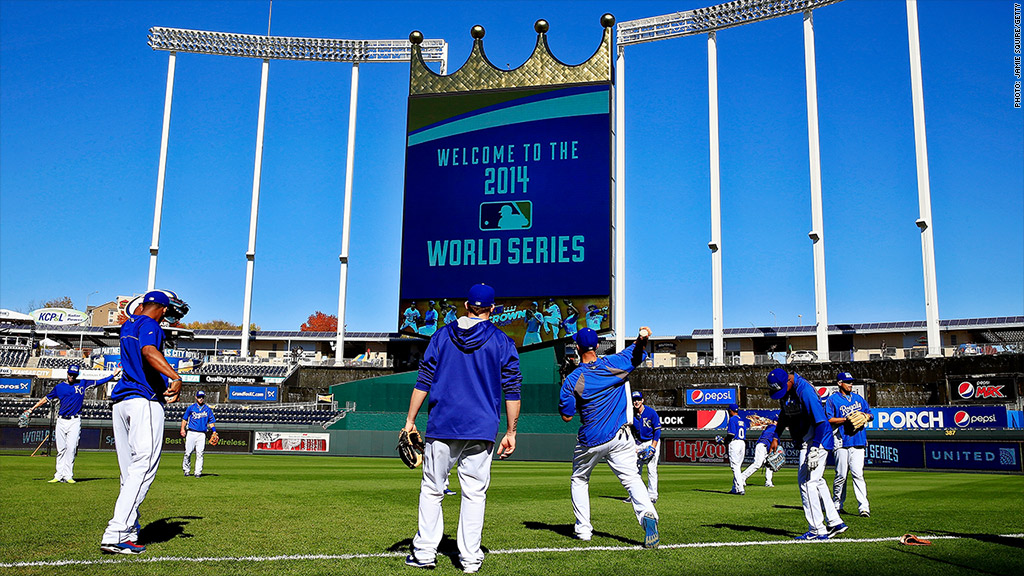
[
  {"x1": 867, "y1": 406, "x2": 1008, "y2": 430},
  {"x1": 949, "y1": 376, "x2": 1017, "y2": 404},
  {"x1": 684, "y1": 387, "x2": 738, "y2": 406},
  {"x1": 399, "y1": 83, "x2": 612, "y2": 346}
]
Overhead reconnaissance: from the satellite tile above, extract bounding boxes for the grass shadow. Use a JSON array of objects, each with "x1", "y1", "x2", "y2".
[
  {"x1": 692, "y1": 489, "x2": 737, "y2": 495},
  {"x1": 388, "y1": 535, "x2": 485, "y2": 569},
  {"x1": 701, "y1": 522, "x2": 795, "y2": 538},
  {"x1": 917, "y1": 530, "x2": 1024, "y2": 549},
  {"x1": 889, "y1": 545, "x2": 1006, "y2": 576},
  {"x1": 773, "y1": 504, "x2": 804, "y2": 511},
  {"x1": 139, "y1": 516, "x2": 202, "y2": 545},
  {"x1": 522, "y1": 521, "x2": 640, "y2": 546}
]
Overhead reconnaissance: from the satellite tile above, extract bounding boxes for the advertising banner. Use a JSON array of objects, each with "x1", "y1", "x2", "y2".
[
  {"x1": 814, "y1": 384, "x2": 866, "y2": 401},
  {"x1": 227, "y1": 385, "x2": 279, "y2": 402},
  {"x1": 254, "y1": 431, "x2": 329, "y2": 453},
  {"x1": 864, "y1": 440, "x2": 926, "y2": 469},
  {"x1": 924, "y1": 441, "x2": 1022, "y2": 472},
  {"x1": 162, "y1": 429, "x2": 252, "y2": 453},
  {"x1": 657, "y1": 409, "x2": 698, "y2": 429},
  {"x1": 0, "y1": 378, "x2": 32, "y2": 394},
  {"x1": 31, "y1": 307, "x2": 88, "y2": 326},
  {"x1": 1, "y1": 426, "x2": 51, "y2": 449},
  {"x1": 684, "y1": 387, "x2": 738, "y2": 406},
  {"x1": 697, "y1": 410, "x2": 728, "y2": 430},
  {"x1": 949, "y1": 376, "x2": 1017, "y2": 403},
  {"x1": 664, "y1": 438, "x2": 728, "y2": 464},
  {"x1": 400, "y1": 82, "x2": 613, "y2": 347},
  {"x1": 867, "y1": 406, "x2": 1008, "y2": 430}
]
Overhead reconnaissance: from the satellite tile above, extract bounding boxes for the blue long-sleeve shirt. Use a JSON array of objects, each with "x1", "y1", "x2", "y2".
[
  {"x1": 183, "y1": 403, "x2": 217, "y2": 432},
  {"x1": 414, "y1": 318, "x2": 522, "y2": 442},
  {"x1": 776, "y1": 373, "x2": 834, "y2": 450},
  {"x1": 632, "y1": 405, "x2": 662, "y2": 444},
  {"x1": 46, "y1": 375, "x2": 115, "y2": 417},
  {"x1": 560, "y1": 343, "x2": 649, "y2": 447},
  {"x1": 825, "y1": 391, "x2": 873, "y2": 447}
]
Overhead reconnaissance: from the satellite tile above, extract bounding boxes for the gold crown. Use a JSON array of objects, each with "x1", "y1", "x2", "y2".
[{"x1": 408, "y1": 15, "x2": 615, "y2": 95}]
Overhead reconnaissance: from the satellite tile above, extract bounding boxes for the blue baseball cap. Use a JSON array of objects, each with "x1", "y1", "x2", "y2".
[
  {"x1": 67, "y1": 364, "x2": 80, "y2": 376},
  {"x1": 766, "y1": 368, "x2": 791, "y2": 400},
  {"x1": 836, "y1": 372, "x2": 854, "y2": 382},
  {"x1": 632, "y1": 390, "x2": 644, "y2": 400},
  {"x1": 467, "y1": 284, "x2": 495, "y2": 307},
  {"x1": 196, "y1": 390, "x2": 206, "y2": 397},
  {"x1": 728, "y1": 403, "x2": 739, "y2": 412},
  {"x1": 143, "y1": 290, "x2": 170, "y2": 306},
  {"x1": 574, "y1": 328, "x2": 599, "y2": 351}
]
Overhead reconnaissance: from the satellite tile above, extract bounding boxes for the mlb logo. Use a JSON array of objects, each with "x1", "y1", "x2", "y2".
[{"x1": 479, "y1": 201, "x2": 532, "y2": 231}]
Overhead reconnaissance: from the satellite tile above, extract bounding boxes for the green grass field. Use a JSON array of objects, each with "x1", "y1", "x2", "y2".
[{"x1": 1, "y1": 451, "x2": 1022, "y2": 575}]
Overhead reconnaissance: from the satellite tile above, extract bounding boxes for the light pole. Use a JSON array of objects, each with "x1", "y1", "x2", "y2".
[
  {"x1": 79, "y1": 290, "x2": 99, "y2": 355},
  {"x1": 769, "y1": 310, "x2": 777, "y2": 329},
  {"x1": 798, "y1": 314, "x2": 803, "y2": 326}
]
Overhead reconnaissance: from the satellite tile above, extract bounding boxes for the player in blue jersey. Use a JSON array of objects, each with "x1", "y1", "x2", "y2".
[
  {"x1": 562, "y1": 299, "x2": 580, "y2": 337},
  {"x1": 585, "y1": 304, "x2": 608, "y2": 330},
  {"x1": 523, "y1": 302, "x2": 543, "y2": 346},
  {"x1": 723, "y1": 404, "x2": 747, "y2": 494},
  {"x1": 441, "y1": 300, "x2": 458, "y2": 327},
  {"x1": 401, "y1": 302, "x2": 421, "y2": 333},
  {"x1": 629, "y1": 390, "x2": 662, "y2": 503},
  {"x1": 560, "y1": 327, "x2": 660, "y2": 548},
  {"x1": 403, "y1": 284, "x2": 522, "y2": 573},
  {"x1": 825, "y1": 371, "x2": 873, "y2": 517},
  {"x1": 100, "y1": 290, "x2": 186, "y2": 555},
  {"x1": 542, "y1": 298, "x2": 562, "y2": 338},
  {"x1": 767, "y1": 368, "x2": 847, "y2": 540},
  {"x1": 180, "y1": 390, "x2": 217, "y2": 478},
  {"x1": 419, "y1": 301, "x2": 439, "y2": 336},
  {"x1": 741, "y1": 421, "x2": 780, "y2": 487},
  {"x1": 25, "y1": 364, "x2": 119, "y2": 483}
]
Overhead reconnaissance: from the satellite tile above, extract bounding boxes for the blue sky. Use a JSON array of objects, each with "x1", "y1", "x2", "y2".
[{"x1": 1, "y1": 0, "x2": 1021, "y2": 335}]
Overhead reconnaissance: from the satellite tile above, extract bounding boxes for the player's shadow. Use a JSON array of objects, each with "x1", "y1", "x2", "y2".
[
  {"x1": 917, "y1": 529, "x2": 1024, "y2": 549},
  {"x1": 138, "y1": 516, "x2": 202, "y2": 545},
  {"x1": 772, "y1": 504, "x2": 804, "y2": 511},
  {"x1": 692, "y1": 489, "x2": 736, "y2": 495},
  {"x1": 388, "y1": 535, "x2": 483, "y2": 569},
  {"x1": 702, "y1": 522, "x2": 795, "y2": 538},
  {"x1": 522, "y1": 521, "x2": 639, "y2": 546},
  {"x1": 190, "y1": 473, "x2": 220, "y2": 478}
]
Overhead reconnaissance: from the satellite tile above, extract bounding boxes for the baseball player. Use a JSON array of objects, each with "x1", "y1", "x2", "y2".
[
  {"x1": 559, "y1": 327, "x2": 660, "y2": 548},
  {"x1": 542, "y1": 299, "x2": 562, "y2": 338},
  {"x1": 523, "y1": 302, "x2": 543, "y2": 345},
  {"x1": 401, "y1": 302, "x2": 421, "y2": 333},
  {"x1": 100, "y1": 290, "x2": 185, "y2": 555},
  {"x1": 740, "y1": 421, "x2": 779, "y2": 488},
  {"x1": 441, "y1": 300, "x2": 458, "y2": 327},
  {"x1": 24, "y1": 364, "x2": 118, "y2": 483},
  {"x1": 766, "y1": 368, "x2": 847, "y2": 540},
  {"x1": 629, "y1": 390, "x2": 662, "y2": 503},
  {"x1": 403, "y1": 284, "x2": 522, "y2": 573},
  {"x1": 562, "y1": 300, "x2": 580, "y2": 337},
  {"x1": 181, "y1": 390, "x2": 217, "y2": 478},
  {"x1": 419, "y1": 301, "x2": 438, "y2": 336},
  {"x1": 722, "y1": 404, "x2": 747, "y2": 494},
  {"x1": 826, "y1": 371, "x2": 873, "y2": 517},
  {"x1": 584, "y1": 304, "x2": 608, "y2": 330}
]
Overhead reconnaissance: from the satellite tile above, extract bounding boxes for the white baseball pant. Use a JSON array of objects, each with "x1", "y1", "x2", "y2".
[
  {"x1": 740, "y1": 443, "x2": 775, "y2": 486},
  {"x1": 571, "y1": 426, "x2": 658, "y2": 540},
  {"x1": 101, "y1": 398, "x2": 164, "y2": 545},
  {"x1": 797, "y1": 433, "x2": 842, "y2": 536},
  {"x1": 728, "y1": 439, "x2": 746, "y2": 492},
  {"x1": 53, "y1": 416, "x2": 82, "y2": 481},
  {"x1": 183, "y1": 430, "x2": 207, "y2": 475},
  {"x1": 635, "y1": 440, "x2": 659, "y2": 501},
  {"x1": 411, "y1": 438, "x2": 493, "y2": 570},
  {"x1": 833, "y1": 446, "x2": 869, "y2": 514}
]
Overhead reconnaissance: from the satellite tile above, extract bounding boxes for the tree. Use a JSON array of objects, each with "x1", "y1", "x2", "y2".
[
  {"x1": 184, "y1": 319, "x2": 261, "y2": 331},
  {"x1": 42, "y1": 296, "x2": 75, "y2": 309},
  {"x1": 301, "y1": 311, "x2": 338, "y2": 332}
]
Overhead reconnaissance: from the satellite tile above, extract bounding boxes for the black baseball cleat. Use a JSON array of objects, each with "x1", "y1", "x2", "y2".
[
  {"x1": 405, "y1": 554, "x2": 436, "y2": 569},
  {"x1": 860, "y1": 511, "x2": 871, "y2": 518}
]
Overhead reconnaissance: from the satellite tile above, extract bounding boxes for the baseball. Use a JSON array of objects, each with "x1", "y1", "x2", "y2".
[{"x1": 639, "y1": 328, "x2": 650, "y2": 338}]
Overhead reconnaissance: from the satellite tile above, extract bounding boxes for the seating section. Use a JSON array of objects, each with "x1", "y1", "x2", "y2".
[
  {"x1": 0, "y1": 348, "x2": 29, "y2": 367},
  {"x1": 0, "y1": 397, "x2": 336, "y2": 426},
  {"x1": 198, "y1": 363, "x2": 290, "y2": 377},
  {"x1": 38, "y1": 357, "x2": 85, "y2": 370}
]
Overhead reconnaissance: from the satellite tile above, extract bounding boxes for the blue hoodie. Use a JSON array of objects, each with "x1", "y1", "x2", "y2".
[{"x1": 414, "y1": 319, "x2": 522, "y2": 442}]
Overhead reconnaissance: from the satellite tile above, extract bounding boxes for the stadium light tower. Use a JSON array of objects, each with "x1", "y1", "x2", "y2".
[{"x1": 146, "y1": 27, "x2": 448, "y2": 359}]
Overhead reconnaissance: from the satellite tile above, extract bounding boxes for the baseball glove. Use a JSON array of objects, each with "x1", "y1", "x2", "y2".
[
  {"x1": 714, "y1": 435, "x2": 724, "y2": 444},
  {"x1": 846, "y1": 411, "x2": 870, "y2": 432},
  {"x1": 397, "y1": 430, "x2": 425, "y2": 469},
  {"x1": 637, "y1": 446, "x2": 656, "y2": 464},
  {"x1": 766, "y1": 447, "x2": 786, "y2": 471},
  {"x1": 17, "y1": 410, "x2": 30, "y2": 428},
  {"x1": 209, "y1": 432, "x2": 220, "y2": 446}
]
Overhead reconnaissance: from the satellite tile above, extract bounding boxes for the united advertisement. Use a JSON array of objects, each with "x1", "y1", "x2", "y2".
[{"x1": 399, "y1": 83, "x2": 612, "y2": 347}]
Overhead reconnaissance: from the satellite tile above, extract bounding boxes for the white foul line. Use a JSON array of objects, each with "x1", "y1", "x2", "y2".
[{"x1": 2, "y1": 533, "x2": 1022, "y2": 569}]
